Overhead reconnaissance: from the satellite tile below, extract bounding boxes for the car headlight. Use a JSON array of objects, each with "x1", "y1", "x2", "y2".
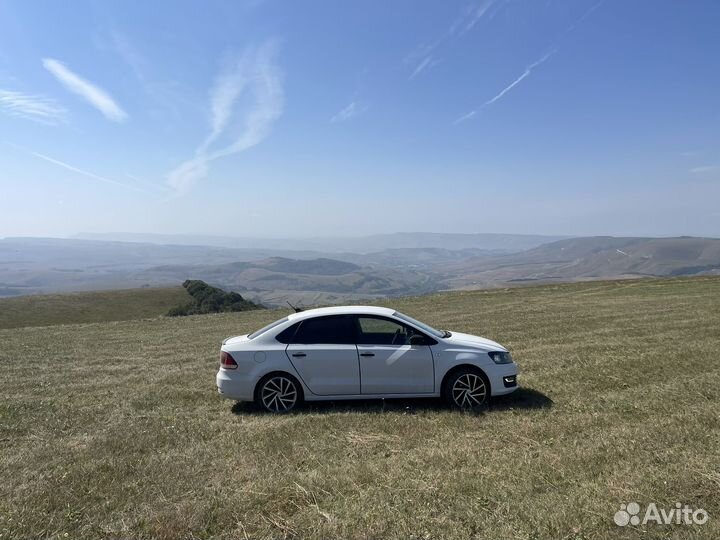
[{"x1": 489, "y1": 351, "x2": 513, "y2": 364}]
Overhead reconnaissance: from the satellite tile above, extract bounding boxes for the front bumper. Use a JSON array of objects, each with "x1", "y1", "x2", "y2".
[{"x1": 488, "y1": 362, "x2": 519, "y2": 396}]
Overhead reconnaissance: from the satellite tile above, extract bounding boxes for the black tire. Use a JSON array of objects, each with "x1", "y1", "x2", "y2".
[
  {"x1": 255, "y1": 373, "x2": 302, "y2": 413},
  {"x1": 443, "y1": 367, "x2": 490, "y2": 411}
]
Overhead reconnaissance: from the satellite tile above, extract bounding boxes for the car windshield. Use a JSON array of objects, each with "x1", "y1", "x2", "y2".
[
  {"x1": 392, "y1": 311, "x2": 445, "y2": 339},
  {"x1": 248, "y1": 317, "x2": 288, "y2": 340}
]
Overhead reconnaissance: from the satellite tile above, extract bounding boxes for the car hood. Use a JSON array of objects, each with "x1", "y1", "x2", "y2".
[
  {"x1": 443, "y1": 331, "x2": 507, "y2": 352},
  {"x1": 223, "y1": 334, "x2": 249, "y2": 346}
]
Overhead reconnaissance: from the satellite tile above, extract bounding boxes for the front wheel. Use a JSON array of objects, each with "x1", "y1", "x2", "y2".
[
  {"x1": 444, "y1": 368, "x2": 489, "y2": 410},
  {"x1": 255, "y1": 374, "x2": 301, "y2": 413}
]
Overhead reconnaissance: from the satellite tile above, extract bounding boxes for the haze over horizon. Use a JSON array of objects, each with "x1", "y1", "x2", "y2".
[
  {"x1": 2, "y1": 0, "x2": 719, "y2": 239},
  {"x1": 4, "y1": 230, "x2": 720, "y2": 243}
]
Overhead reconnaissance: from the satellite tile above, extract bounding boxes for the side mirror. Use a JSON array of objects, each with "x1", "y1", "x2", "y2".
[{"x1": 409, "y1": 335, "x2": 429, "y2": 346}]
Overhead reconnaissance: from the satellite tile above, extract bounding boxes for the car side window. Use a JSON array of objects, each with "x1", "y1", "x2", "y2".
[
  {"x1": 275, "y1": 322, "x2": 301, "y2": 344},
  {"x1": 355, "y1": 316, "x2": 424, "y2": 346},
  {"x1": 286, "y1": 315, "x2": 354, "y2": 345}
]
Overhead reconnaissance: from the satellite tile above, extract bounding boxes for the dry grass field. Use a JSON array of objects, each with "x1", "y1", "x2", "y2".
[
  {"x1": 0, "y1": 287, "x2": 191, "y2": 330},
  {"x1": 1, "y1": 276, "x2": 719, "y2": 539}
]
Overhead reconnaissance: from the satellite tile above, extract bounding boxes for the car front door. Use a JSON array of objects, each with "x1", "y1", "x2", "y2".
[
  {"x1": 283, "y1": 315, "x2": 360, "y2": 395},
  {"x1": 354, "y1": 315, "x2": 435, "y2": 394}
]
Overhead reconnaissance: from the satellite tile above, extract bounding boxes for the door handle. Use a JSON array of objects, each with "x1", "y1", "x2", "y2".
[
  {"x1": 291, "y1": 352, "x2": 307, "y2": 358},
  {"x1": 359, "y1": 352, "x2": 375, "y2": 357}
]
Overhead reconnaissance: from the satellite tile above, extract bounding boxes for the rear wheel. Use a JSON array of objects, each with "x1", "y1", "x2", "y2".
[
  {"x1": 255, "y1": 374, "x2": 301, "y2": 413},
  {"x1": 443, "y1": 368, "x2": 489, "y2": 410}
]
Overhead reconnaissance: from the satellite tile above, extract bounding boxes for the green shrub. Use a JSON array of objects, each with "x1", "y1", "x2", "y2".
[{"x1": 166, "y1": 280, "x2": 262, "y2": 316}]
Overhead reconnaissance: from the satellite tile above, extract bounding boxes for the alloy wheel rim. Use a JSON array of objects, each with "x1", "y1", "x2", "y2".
[
  {"x1": 261, "y1": 376, "x2": 297, "y2": 412},
  {"x1": 452, "y1": 373, "x2": 487, "y2": 408}
]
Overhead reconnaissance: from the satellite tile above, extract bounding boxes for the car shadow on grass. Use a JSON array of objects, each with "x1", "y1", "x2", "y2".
[
  {"x1": 490, "y1": 387, "x2": 553, "y2": 411},
  {"x1": 230, "y1": 386, "x2": 552, "y2": 415}
]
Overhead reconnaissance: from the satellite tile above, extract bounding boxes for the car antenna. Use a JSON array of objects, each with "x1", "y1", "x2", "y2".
[{"x1": 287, "y1": 301, "x2": 304, "y2": 313}]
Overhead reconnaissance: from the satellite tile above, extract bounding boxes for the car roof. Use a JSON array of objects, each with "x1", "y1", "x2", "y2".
[{"x1": 287, "y1": 305, "x2": 396, "y2": 322}]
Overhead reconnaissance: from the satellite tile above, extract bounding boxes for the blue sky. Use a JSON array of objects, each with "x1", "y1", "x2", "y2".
[{"x1": 1, "y1": 0, "x2": 719, "y2": 238}]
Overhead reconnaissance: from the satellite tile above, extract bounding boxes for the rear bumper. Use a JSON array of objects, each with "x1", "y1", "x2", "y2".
[{"x1": 216, "y1": 369, "x2": 255, "y2": 402}]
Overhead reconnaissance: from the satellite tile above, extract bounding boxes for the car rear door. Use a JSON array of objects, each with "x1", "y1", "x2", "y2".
[
  {"x1": 354, "y1": 315, "x2": 435, "y2": 394},
  {"x1": 283, "y1": 315, "x2": 360, "y2": 395}
]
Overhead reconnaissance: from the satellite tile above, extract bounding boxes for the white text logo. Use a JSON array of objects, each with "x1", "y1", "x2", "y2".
[{"x1": 614, "y1": 502, "x2": 709, "y2": 527}]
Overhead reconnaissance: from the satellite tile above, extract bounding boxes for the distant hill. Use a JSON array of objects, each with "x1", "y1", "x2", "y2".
[
  {"x1": 75, "y1": 231, "x2": 567, "y2": 253},
  {"x1": 0, "y1": 286, "x2": 192, "y2": 329},
  {"x1": 0, "y1": 237, "x2": 346, "y2": 297},
  {"x1": 0, "y1": 236, "x2": 546, "y2": 298},
  {"x1": 193, "y1": 257, "x2": 364, "y2": 276},
  {"x1": 141, "y1": 256, "x2": 437, "y2": 305},
  {"x1": 442, "y1": 236, "x2": 720, "y2": 288},
  {"x1": 335, "y1": 247, "x2": 497, "y2": 269},
  {"x1": 3, "y1": 235, "x2": 720, "y2": 304}
]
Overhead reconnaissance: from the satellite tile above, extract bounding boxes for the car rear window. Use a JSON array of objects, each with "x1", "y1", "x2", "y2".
[{"x1": 248, "y1": 317, "x2": 289, "y2": 340}]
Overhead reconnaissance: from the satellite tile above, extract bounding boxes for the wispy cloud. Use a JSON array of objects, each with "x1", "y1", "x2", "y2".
[
  {"x1": 406, "y1": 47, "x2": 440, "y2": 80},
  {"x1": 409, "y1": 55, "x2": 436, "y2": 80},
  {"x1": 454, "y1": 1, "x2": 604, "y2": 124},
  {"x1": 0, "y1": 89, "x2": 66, "y2": 125},
  {"x1": 459, "y1": 0, "x2": 497, "y2": 35},
  {"x1": 454, "y1": 50, "x2": 555, "y2": 123},
  {"x1": 453, "y1": 110, "x2": 478, "y2": 125},
  {"x1": 200, "y1": 51, "x2": 254, "y2": 153},
  {"x1": 690, "y1": 165, "x2": 719, "y2": 174},
  {"x1": 330, "y1": 101, "x2": 367, "y2": 123},
  {"x1": 484, "y1": 50, "x2": 555, "y2": 106},
  {"x1": 109, "y1": 31, "x2": 146, "y2": 84},
  {"x1": 407, "y1": 1, "x2": 500, "y2": 81},
  {"x1": 42, "y1": 58, "x2": 127, "y2": 122},
  {"x1": 30, "y1": 150, "x2": 145, "y2": 192},
  {"x1": 562, "y1": 0, "x2": 605, "y2": 36},
  {"x1": 106, "y1": 31, "x2": 194, "y2": 121},
  {"x1": 166, "y1": 40, "x2": 283, "y2": 194}
]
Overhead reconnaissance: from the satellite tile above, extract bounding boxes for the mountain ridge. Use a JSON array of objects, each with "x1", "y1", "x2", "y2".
[
  {"x1": 72, "y1": 231, "x2": 568, "y2": 252},
  {"x1": 2, "y1": 235, "x2": 719, "y2": 303}
]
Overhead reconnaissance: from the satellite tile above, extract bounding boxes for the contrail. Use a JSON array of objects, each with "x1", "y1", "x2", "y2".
[
  {"x1": 31, "y1": 151, "x2": 146, "y2": 192},
  {"x1": 483, "y1": 50, "x2": 555, "y2": 106}
]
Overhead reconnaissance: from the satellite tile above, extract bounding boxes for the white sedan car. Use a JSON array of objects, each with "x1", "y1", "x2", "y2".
[{"x1": 216, "y1": 306, "x2": 518, "y2": 412}]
